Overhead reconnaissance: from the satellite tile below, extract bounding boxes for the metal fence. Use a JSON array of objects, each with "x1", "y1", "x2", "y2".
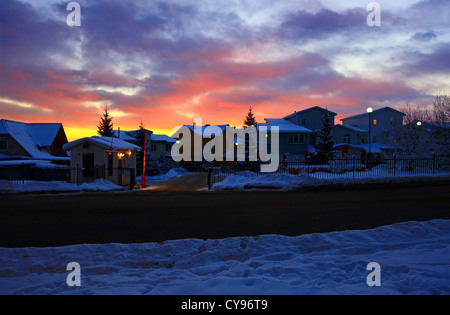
[
  {"x1": 209, "y1": 155, "x2": 450, "y2": 188},
  {"x1": 0, "y1": 165, "x2": 136, "y2": 190}
]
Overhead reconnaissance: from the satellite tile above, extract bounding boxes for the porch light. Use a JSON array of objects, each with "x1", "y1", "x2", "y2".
[{"x1": 118, "y1": 152, "x2": 125, "y2": 159}]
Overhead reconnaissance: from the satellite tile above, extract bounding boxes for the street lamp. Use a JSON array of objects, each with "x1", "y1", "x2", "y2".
[
  {"x1": 367, "y1": 107, "x2": 373, "y2": 168},
  {"x1": 417, "y1": 121, "x2": 422, "y2": 126}
]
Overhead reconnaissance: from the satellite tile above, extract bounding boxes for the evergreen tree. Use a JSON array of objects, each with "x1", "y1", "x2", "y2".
[
  {"x1": 314, "y1": 110, "x2": 335, "y2": 164},
  {"x1": 97, "y1": 106, "x2": 114, "y2": 137},
  {"x1": 244, "y1": 106, "x2": 257, "y2": 127}
]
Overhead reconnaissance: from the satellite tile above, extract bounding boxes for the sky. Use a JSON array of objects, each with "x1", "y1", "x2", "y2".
[{"x1": 0, "y1": 0, "x2": 449, "y2": 141}]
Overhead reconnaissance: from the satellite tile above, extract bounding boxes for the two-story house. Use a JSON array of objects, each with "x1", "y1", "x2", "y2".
[
  {"x1": 283, "y1": 106, "x2": 337, "y2": 147},
  {"x1": 341, "y1": 107, "x2": 405, "y2": 145}
]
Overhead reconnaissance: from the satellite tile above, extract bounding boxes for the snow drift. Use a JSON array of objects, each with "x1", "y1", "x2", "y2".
[{"x1": 0, "y1": 220, "x2": 448, "y2": 295}]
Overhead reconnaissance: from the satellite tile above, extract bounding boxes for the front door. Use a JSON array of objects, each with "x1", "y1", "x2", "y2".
[{"x1": 82, "y1": 153, "x2": 95, "y2": 178}]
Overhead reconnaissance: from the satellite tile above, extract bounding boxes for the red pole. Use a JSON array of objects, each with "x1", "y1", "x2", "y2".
[{"x1": 141, "y1": 129, "x2": 147, "y2": 188}]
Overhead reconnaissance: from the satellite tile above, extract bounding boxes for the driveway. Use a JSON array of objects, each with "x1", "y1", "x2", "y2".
[{"x1": 145, "y1": 173, "x2": 208, "y2": 191}]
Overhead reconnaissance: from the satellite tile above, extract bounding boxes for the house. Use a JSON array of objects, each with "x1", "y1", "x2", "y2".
[
  {"x1": 63, "y1": 136, "x2": 141, "y2": 186},
  {"x1": 256, "y1": 118, "x2": 311, "y2": 161},
  {"x1": 284, "y1": 106, "x2": 337, "y2": 146},
  {"x1": 0, "y1": 119, "x2": 70, "y2": 165},
  {"x1": 149, "y1": 134, "x2": 177, "y2": 159},
  {"x1": 341, "y1": 107, "x2": 405, "y2": 146}
]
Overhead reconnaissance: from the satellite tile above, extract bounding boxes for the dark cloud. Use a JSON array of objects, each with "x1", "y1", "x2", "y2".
[
  {"x1": 401, "y1": 44, "x2": 450, "y2": 75},
  {"x1": 412, "y1": 31, "x2": 437, "y2": 42},
  {"x1": 279, "y1": 8, "x2": 367, "y2": 41}
]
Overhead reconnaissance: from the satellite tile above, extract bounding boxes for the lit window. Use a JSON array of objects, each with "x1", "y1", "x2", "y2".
[{"x1": 373, "y1": 119, "x2": 377, "y2": 126}]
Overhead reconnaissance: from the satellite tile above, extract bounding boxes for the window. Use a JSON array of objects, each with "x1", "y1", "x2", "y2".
[
  {"x1": 373, "y1": 119, "x2": 377, "y2": 126},
  {"x1": 373, "y1": 136, "x2": 377, "y2": 143},
  {"x1": 150, "y1": 144, "x2": 157, "y2": 152},
  {"x1": 301, "y1": 118, "x2": 307, "y2": 126},
  {"x1": 288, "y1": 134, "x2": 305, "y2": 144},
  {"x1": 343, "y1": 134, "x2": 351, "y2": 144},
  {"x1": 390, "y1": 117, "x2": 398, "y2": 127},
  {"x1": 0, "y1": 140, "x2": 7, "y2": 151},
  {"x1": 166, "y1": 144, "x2": 172, "y2": 152}
]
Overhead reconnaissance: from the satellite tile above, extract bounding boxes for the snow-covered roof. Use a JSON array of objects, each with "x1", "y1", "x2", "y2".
[
  {"x1": 63, "y1": 136, "x2": 141, "y2": 151},
  {"x1": 113, "y1": 130, "x2": 138, "y2": 142},
  {"x1": 258, "y1": 119, "x2": 312, "y2": 133},
  {"x1": 341, "y1": 107, "x2": 406, "y2": 121},
  {"x1": 0, "y1": 119, "x2": 63, "y2": 159},
  {"x1": 334, "y1": 124, "x2": 368, "y2": 133},
  {"x1": 334, "y1": 143, "x2": 394, "y2": 153},
  {"x1": 151, "y1": 134, "x2": 176, "y2": 143}
]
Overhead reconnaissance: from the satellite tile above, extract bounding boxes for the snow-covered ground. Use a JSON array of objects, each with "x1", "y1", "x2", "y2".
[
  {"x1": 0, "y1": 179, "x2": 125, "y2": 194},
  {"x1": 212, "y1": 172, "x2": 450, "y2": 191},
  {"x1": 0, "y1": 220, "x2": 448, "y2": 295}
]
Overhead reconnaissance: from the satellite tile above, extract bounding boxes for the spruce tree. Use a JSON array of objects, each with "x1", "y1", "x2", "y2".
[
  {"x1": 97, "y1": 106, "x2": 114, "y2": 137},
  {"x1": 314, "y1": 110, "x2": 335, "y2": 164},
  {"x1": 244, "y1": 106, "x2": 257, "y2": 127}
]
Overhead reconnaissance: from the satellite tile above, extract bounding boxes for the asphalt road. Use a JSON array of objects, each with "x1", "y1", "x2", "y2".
[{"x1": 0, "y1": 183, "x2": 449, "y2": 248}]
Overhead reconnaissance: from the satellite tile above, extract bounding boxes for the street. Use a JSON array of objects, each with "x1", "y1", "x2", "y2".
[{"x1": 0, "y1": 183, "x2": 449, "y2": 248}]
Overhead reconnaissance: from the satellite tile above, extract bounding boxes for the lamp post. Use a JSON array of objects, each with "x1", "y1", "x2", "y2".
[{"x1": 367, "y1": 107, "x2": 373, "y2": 168}]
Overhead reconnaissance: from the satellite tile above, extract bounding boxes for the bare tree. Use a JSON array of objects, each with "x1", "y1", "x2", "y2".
[{"x1": 389, "y1": 94, "x2": 450, "y2": 156}]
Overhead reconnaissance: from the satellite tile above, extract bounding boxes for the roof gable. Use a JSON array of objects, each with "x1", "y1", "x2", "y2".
[
  {"x1": 284, "y1": 106, "x2": 337, "y2": 120},
  {"x1": 341, "y1": 107, "x2": 406, "y2": 121},
  {"x1": 0, "y1": 119, "x2": 61, "y2": 159}
]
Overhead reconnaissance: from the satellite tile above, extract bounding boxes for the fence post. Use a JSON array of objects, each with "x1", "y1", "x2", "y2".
[
  {"x1": 393, "y1": 155, "x2": 396, "y2": 177},
  {"x1": 352, "y1": 156, "x2": 355, "y2": 178},
  {"x1": 21, "y1": 163, "x2": 25, "y2": 185},
  {"x1": 208, "y1": 167, "x2": 212, "y2": 190},
  {"x1": 432, "y1": 153, "x2": 436, "y2": 175}
]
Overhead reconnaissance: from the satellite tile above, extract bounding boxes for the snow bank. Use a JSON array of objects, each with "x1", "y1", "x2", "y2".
[
  {"x1": 0, "y1": 220, "x2": 448, "y2": 295},
  {"x1": 0, "y1": 179, "x2": 125, "y2": 194},
  {"x1": 213, "y1": 172, "x2": 450, "y2": 191},
  {"x1": 213, "y1": 172, "x2": 320, "y2": 190}
]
